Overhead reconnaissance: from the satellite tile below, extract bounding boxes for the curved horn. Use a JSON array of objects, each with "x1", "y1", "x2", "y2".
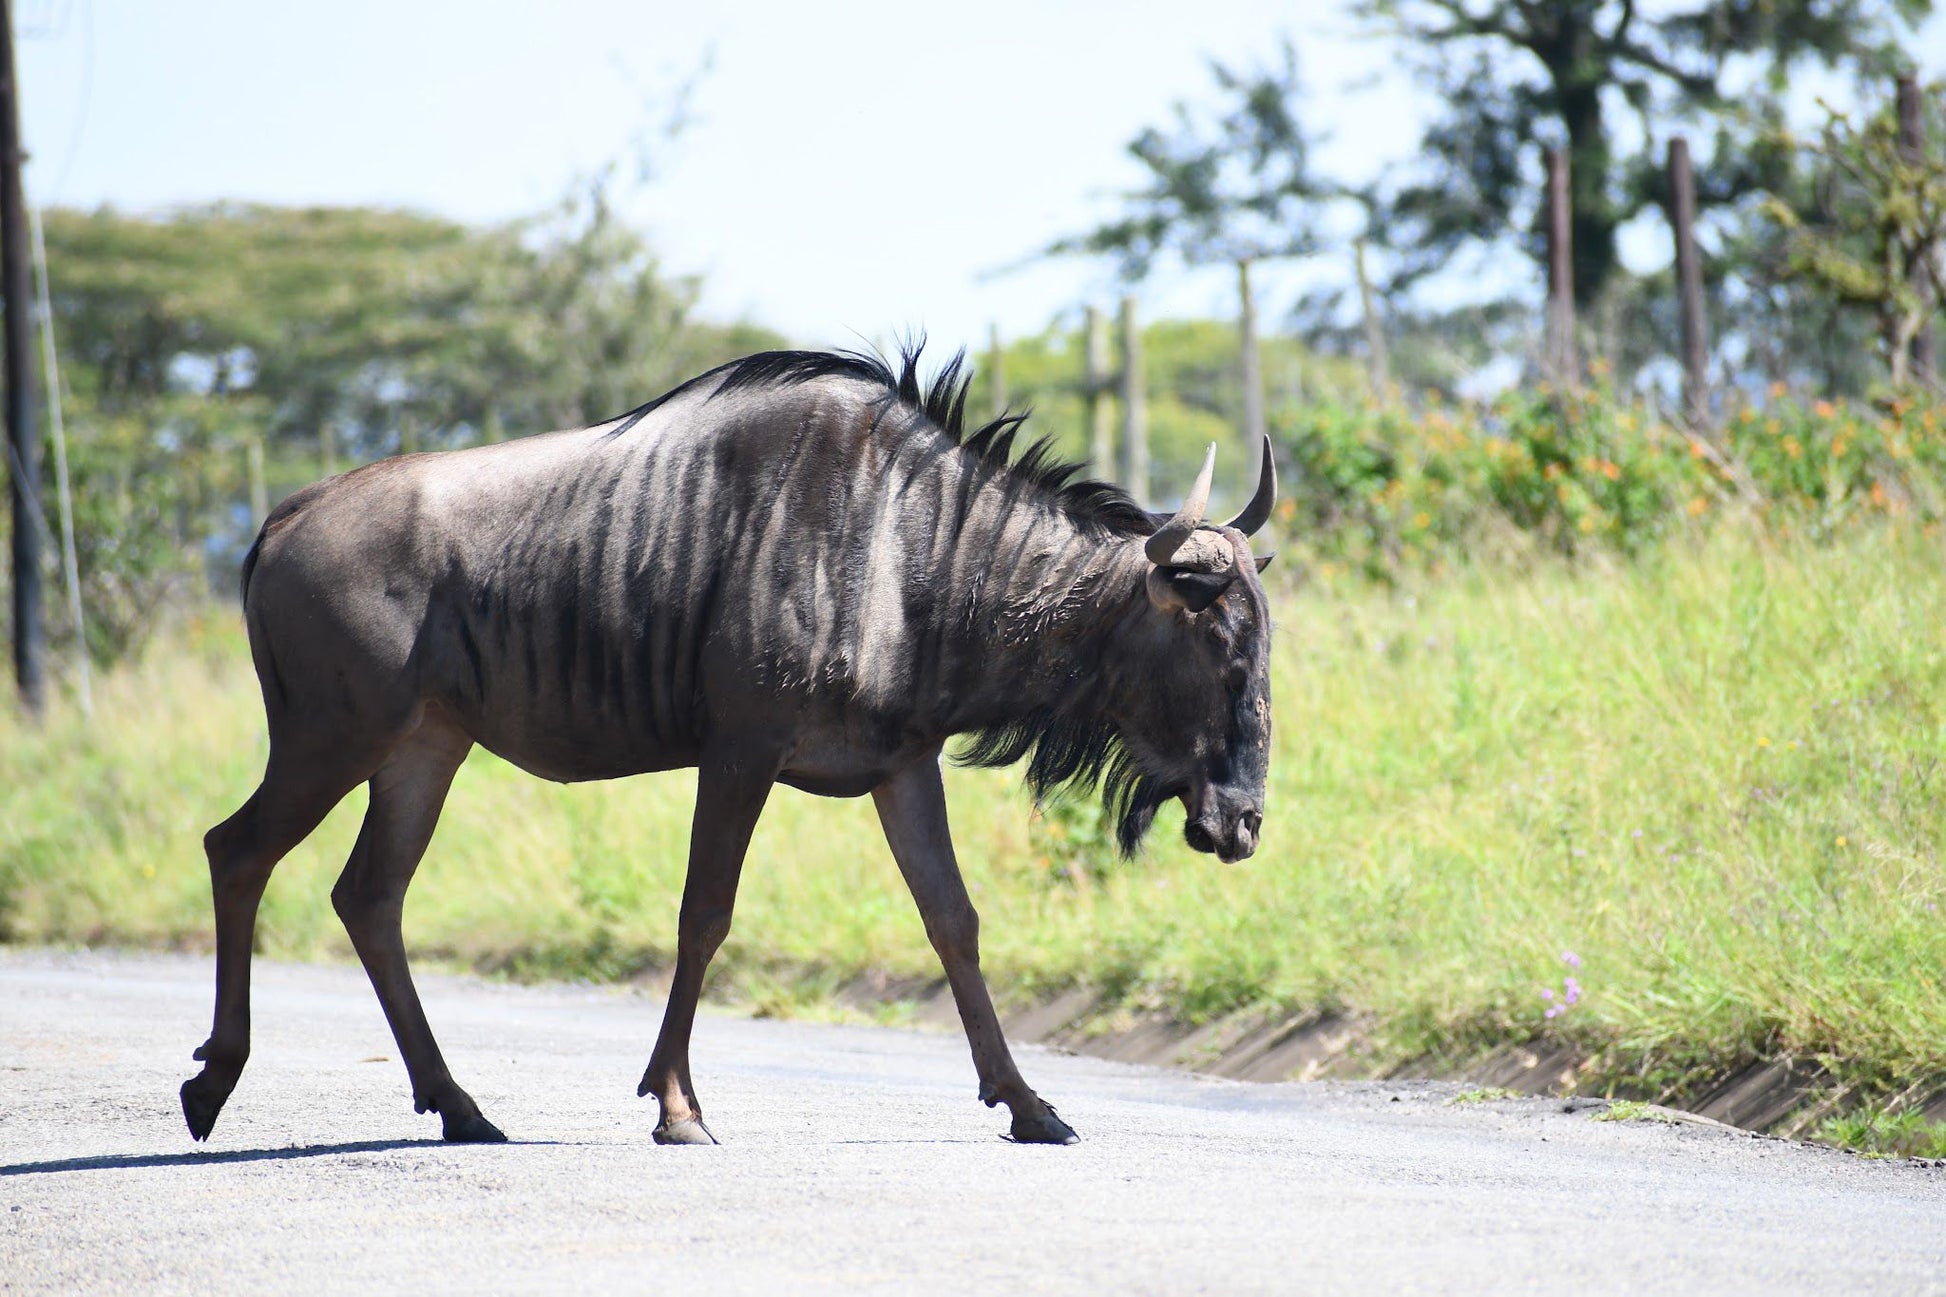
[
  {"x1": 1222, "y1": 434, "x2": 1277, "y2": 536},
  {"x1": 1145, "y1": 442, "x2": 1217, "y2": 565}
]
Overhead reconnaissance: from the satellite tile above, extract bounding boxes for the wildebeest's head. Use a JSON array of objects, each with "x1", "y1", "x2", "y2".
[{"x1": 1108, "y1": 440, "x2": 1276, "y2": 863}]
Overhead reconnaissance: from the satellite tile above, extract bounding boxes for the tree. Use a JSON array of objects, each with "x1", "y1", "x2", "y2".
[
  {"x1": 33, "y1": 191, "x2": 781, "y2": 661},
  {"x1": 1765, "y1": 80, "x2": 1946, "y2": 387},
  {"x1": 1362, "y1": 0, "x2": 1931, "y2": 309},
  {"x1": 1049, "y1": 39, "x2": 1336, "y2": 460}
]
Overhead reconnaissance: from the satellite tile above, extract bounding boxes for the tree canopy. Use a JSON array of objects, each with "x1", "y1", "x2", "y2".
[
  {"x1": 1362, "y1": 0, "x2": 1932, "y2": 306},
  {"x1": 1048, "y1": 38, "x2": 1335, "y2": 277}
]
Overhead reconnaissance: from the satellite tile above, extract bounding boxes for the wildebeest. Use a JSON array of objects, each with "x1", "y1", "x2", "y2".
[{"x1": 181, "y1": 347, "x2": 1275, "y2": 1147}]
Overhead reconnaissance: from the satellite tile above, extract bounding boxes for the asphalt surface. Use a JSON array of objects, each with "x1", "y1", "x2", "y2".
[{"x1": 2, "y1": 950, "x2": 1942, "y2": 1295}]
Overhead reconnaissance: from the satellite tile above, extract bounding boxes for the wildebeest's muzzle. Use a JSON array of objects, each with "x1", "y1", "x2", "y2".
[{"x1": 1182, "y1": 784, "x2": 1263, "y2": 863}]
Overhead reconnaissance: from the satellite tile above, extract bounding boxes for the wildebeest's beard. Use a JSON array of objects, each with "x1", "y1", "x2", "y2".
[{"x1": 954, "y1": 709, "x2": 1174, "y2": 856}]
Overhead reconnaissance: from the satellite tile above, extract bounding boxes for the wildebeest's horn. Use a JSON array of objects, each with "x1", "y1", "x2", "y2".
[
  {"x1": 1223, "y1": 435, "x2": 1277, "y2": 537},
  {"x1": 1145, "y1": 442, "x2": 1217, "y2": 565}
]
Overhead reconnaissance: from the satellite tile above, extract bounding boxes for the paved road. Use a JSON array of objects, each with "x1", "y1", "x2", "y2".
[{"x1": 2, "y1": 950, "x2": 1942, "y2": 1295}]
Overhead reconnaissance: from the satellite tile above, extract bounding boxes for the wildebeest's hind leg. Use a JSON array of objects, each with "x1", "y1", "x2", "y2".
[
  {"x1": 873, "y1": 756, "x2": 1078, "y2": 1144},
  {"x1": 637, "y1": 747, "x2": 777, "y2": 1145},
  {"x1": 329, "y1": 712, "x2": 504, "y2": 1142},
  {"x1": 181, "y1": 749, "x2": 372, "y2": 1141}
]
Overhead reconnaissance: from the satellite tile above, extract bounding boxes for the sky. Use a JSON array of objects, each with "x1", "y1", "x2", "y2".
[{"x1": 14, "y1": 1, "x2": 1946, "y2": 353}]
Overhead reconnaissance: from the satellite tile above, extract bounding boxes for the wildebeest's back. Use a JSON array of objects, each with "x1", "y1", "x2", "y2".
[{"x1": 247, "y1": 374, "x2": 904, "y2": 782}]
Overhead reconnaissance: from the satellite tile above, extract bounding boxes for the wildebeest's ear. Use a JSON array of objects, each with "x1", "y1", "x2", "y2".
[
  {"x1": 1147, "y1": 567, "x2": 1236, "y2": 615},
  {"x1": 1253, "y1": 551, "x2": 1275, "y2": 573}
]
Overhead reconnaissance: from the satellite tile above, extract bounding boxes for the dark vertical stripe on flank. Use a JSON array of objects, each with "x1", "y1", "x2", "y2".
[
  {"x1": 583, "y1": 478, "x2": 616, "y2": 717},
  {"x1": 649, "y1": 446, "x2": 697, "y2": 744},
  {"x1": 556, "y1": 537, "x2": 582, "y2": 709},
  {"x1": 458, "y1": 616, "x2": 487, "y2": 704}
]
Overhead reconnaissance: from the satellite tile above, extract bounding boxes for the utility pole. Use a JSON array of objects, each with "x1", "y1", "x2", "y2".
[
  {"x1": 1084, "y1": 305, "x2": 1113, "y2": 482},
  {"x1": 1119, "y1": 295, "x2": 1147, "y2": 506},
  {"x1": 1898, "y1": 73, "x2": 1936, "y2": 386},
  {"x1": 1, "y1": 0, "x2": 42, "y2": 715},
  {"x1": 1545, "y1": 147, "x2": 1577, "y2": 386},
  {"x1": 1668, "y1": 136, "x2": 1710, "y2": 428}
]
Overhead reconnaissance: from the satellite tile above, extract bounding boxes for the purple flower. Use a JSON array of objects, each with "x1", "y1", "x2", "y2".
[
  {"x1": 1562, "y1": 950, "x2": 1582, "y2": 969},
  {"x1": 1544, "y1": 1006, "x2": 1561, "y2": 1019},
  {"x1": 1541, "y1": 987, "x2": 1555, "y2": 1001}
]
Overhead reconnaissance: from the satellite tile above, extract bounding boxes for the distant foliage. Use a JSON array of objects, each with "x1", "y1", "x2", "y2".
[
  {"x1": 1272, "y1": 377, "x2": 1946, "y2": 577},
  {"x1": 28, "y1": 186, "x2": 783, "y2": 663},
  {"x1": 1765, "y1": 81, "x2": 1946, "y2": 387}
]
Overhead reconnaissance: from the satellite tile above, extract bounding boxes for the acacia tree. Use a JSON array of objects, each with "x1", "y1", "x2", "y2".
[
  {"x1": 1051, "y1": 39, "x2": 1336, "y2": 457},
  {"x1": 1362, "y1": 0, "x2": 1930, "y2": 308}
]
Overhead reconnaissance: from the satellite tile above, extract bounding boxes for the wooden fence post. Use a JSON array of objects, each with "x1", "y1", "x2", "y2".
[
  {"x1": 1546, "y1": 147, "x2": 1578, "y2": 385},
  {"x1": 1237, "y1": 258, "x2": 1266, "y2": 456},
  {"x1": 1898, "y1": 73, "x2": 1936, "y2": 386},
  {"x1": 1120, "y1": 296, "x2": 1148, "y2": 506},
  {"x1": 988, "y1": 323, "x2": 1008, "y2": 418},
  {"x1": 246, "y1": 435, "x2": 267, "y2": 525},
  {"x1": 1355, "y1": 238, "x2": 1389, "y2": 395},
  {"x1": 1668, "y1": 136, "x2": 1711, "y2": 428},
  {"x1": 1085, "y1": 305, "x2": 1114, "y2": 482}
]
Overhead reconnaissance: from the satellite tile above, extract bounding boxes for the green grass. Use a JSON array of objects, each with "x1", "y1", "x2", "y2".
[
  {"x1": 1447, "y1": 1087, "x2": 1519, "y2": 1105},
  {"x1": 5, "y1": 523, "x2": 1946, "y2": 1099},
  {"x1": 1813, "y1": 1106, "x2": 1946, "y2": 1159},
  {"x1": 1590, "y1": 1099, "x2": 1679, "y2": 1124}
]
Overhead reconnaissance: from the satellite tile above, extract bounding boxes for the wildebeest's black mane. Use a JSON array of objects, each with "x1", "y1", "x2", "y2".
[
  {"x1": 601, "y1": 344, "x2": 1155, "y2": 538},
  {"x1": 954, "y1": 706, "x2": 1171, "y2": 857}
]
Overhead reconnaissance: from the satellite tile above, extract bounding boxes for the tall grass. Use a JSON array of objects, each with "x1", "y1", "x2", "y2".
[{"x1": 5, "y1": 523, "x2": 1945, "y2": 1087}]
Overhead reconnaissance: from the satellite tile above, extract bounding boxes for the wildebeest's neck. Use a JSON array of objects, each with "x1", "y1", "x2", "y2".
[{"x1": 910, "y1": 465, "x2": 1151, "y2": 737}]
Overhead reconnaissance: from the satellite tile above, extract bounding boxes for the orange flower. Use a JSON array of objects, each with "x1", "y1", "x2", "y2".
[
  {"x1": 1871, "y1": 482, "x2": 1889, "y2": 508},
  {"x1": 1813, "y1": 400, "x2": 1836, "y2": 419},
  {"x1": 1687, "y1": 496, "x2": 1709, "y2": 516},
  {"x1": 1601, "y1": 460, "x2": 1621, "y2": 481}
]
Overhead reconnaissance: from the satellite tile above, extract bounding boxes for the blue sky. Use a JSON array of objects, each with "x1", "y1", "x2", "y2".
[{"x1": 16, "y1": 1, "x2": 1946, "y2": 351}]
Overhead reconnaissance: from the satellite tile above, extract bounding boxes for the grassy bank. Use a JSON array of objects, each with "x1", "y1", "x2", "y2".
[{"x1": 5, "y1": 523, "x2": 1946, "y2": 1112}]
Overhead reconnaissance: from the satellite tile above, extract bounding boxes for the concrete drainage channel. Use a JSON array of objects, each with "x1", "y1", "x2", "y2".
[{"x1": 827, "y1": 974, "x2": 1946, "y2": 1157}]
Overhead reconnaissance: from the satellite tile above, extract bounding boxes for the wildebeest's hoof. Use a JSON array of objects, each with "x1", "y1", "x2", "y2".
[
  {"x1": 1008, "y1": 1106, "x2": 1079, "y2": 1145},
  {"x1": 441, "y1": 1112, "x2": 508, "y2": 1143},
  {"x1": 179, "y1": 1073, "x2": 231, "y2": 1142},
  {"x1": 653, "y1": 1116, "x2": 719, "y2": 1146}
]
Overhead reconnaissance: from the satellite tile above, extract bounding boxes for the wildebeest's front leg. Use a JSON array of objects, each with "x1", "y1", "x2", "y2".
[
  {"x1": 638, "y1": 746, "x2": 777, "y2": 1145},
  {"x1": 873, "y1": 755, "x2": 1079, "y2": 1144}
]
